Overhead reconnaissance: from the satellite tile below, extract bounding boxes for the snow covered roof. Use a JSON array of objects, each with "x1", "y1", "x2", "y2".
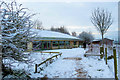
[
  {"x1": 92, "y1": 39, "x2": 101, "y2": 42},
  {"x1": 93, "y1": 38, "x2": 114, "y2": 42},
  {"x1": 30, "y1": 29, "x2": 82, "y2": 41}
]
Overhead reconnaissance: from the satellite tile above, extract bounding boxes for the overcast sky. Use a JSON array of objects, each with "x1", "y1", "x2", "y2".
[{"x1": 5, "y1": 0, "x2": 118, "y2": 40}]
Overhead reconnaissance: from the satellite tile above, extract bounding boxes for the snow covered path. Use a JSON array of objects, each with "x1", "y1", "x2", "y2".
[{"x1": 31, "y1": 48, "x2": 114, "y2": 78}]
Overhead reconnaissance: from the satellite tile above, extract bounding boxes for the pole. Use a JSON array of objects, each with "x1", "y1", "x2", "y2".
[
  {"x1": 100, "y1": 47, "x2": 104, "y2": 59},
  {"x1": 105, "y1": 48, "x2": 107, "y2": 64},
  {"x1": 113, "y1": 47, "x2": 118, "y2": 80}
]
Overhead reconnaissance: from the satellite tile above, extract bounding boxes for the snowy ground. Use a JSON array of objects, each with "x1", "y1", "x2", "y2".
[
  {"x1": 36, "y1": 48, "x2": 114, "y2": 78},
  {"x1": 3, "y1": 47, "x2": 115, "y2": 78}
]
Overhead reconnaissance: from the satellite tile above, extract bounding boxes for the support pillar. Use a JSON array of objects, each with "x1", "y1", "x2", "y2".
[
  {"x1": 46, "y1": 41, "x2": 48, "y2": 49},
  {"x1": 58, "y1": 41, "x2": 60, "y2": 49},
  {"x1": 51, "y1": 41, "x2": 53, "y2": 49},
  {"x1": 42, "y1": 41, "x2": 44, "y2": 50},
  {"x1": 77, "y1": 41, "x2": 79, "y2": 47},
  {"x1": 27, "y1": 42, "x2": 33, "y2": 51},
  {"x1": 70, "y1": 41, "x2": 73, "y2": 48},
  {"x1": 64, "y1": 41, "x2": 66, "y2": 49}
]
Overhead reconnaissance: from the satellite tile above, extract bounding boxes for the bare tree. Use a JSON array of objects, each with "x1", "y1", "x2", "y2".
[
  {"x1": 33, "y1": 20, "x2": 44, "y2": 30},
  {"x1": 78, "y1": 31, "x2": 94, "y2": 43},
  {"x1": 50, "y1": 26, "x2": 70, "y2": 35},
  {"x1": 72, "y1": 32, "x2": 77, "y2": 37},
  {"x1": 91, "y1": 8, "x2": 113, "y2": 49}
]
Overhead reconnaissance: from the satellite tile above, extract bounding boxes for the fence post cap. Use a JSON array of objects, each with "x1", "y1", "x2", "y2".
[{"x1": 113, "y1": 46, "x2": 116, "y2": 48}]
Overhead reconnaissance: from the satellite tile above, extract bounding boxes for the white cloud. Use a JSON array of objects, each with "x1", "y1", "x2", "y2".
[
  {"x1": 65, "y1": 25, "x2": 99, "y2": 36},
  {"x1": 13, "y1": 0, "x2": 119, "y2": 2},
  {"x1": 65, "y1": 25, "x2": 118, "y2": 39},
  {"x1": 66, "y1": 25, "x2": 97, "y2": 32}
]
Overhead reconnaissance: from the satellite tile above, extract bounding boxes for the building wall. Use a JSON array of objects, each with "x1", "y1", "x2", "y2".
[
  {"x1": 92, "y1": 39, "x2": 113, "y2": 46},
  {"x1": 104, "y1": 39, "x2": 113, "y2": 46},
  {"x1": 27, "y1": 42, "x2": 33, "y2": 51},
  {"x1": 92, "y1": 41, "x2": 100, "y2": 45},
  {"x1": 28, "y1": 40, "x2": 82, "y2": 51},
  {"x1": 100, "y1": 39, "x2": 113, "y2": 46}
]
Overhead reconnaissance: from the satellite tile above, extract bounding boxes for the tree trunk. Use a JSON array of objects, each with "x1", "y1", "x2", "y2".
[{"x1": 102, "y1": 33, "x2": 104, "y2": 54}]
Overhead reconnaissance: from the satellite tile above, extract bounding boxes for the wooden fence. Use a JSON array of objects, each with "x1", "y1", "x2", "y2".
[
  {"x1": 84, "y1": 46, "x2": 118, "y2": 80},
  {"x1": 34, "y1": 51, "x2": 62, "y2": 73},
  {"x1": 84, "y1": 47, "x2": 104, "y2": 59},
  {"x1": 40, "y1": 51, "x2": 61, "y2": 54}
]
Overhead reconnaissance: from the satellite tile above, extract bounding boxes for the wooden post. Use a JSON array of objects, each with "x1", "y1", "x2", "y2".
[
  {"x1": 113, "y1": 47, "x2": 118, "y2": 80},
  {"x1": 35, "y1": 64, "x2": 37, "y2": 73},
  {"x1": 45, "y1": 62, "x2": 48, "y2": 67},
  {"x1": 105, "y1": 48, "x2": 107, "y2": 64},
  {"x1": 56, "y1": 55, "x2": 58, "y2": 59},
  {"x1": 100, "y1": 47, "x2": 104, "y2": 59},
  {"x1": 60, "y1": 53, "x2": 62, "y2": 56}
]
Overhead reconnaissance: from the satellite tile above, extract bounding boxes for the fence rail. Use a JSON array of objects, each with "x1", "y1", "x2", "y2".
[
  {"x1": 40, "y1": 51, "x2": 60, "y2": 54},
  {"x1": 35, "y1": 51, "x2": 62, "y2": 73},
  {"x1": 84, "y1": 54, "x2": 101, "y2": 57}
]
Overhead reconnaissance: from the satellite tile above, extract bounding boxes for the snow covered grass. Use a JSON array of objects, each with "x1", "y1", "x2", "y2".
[
  {"x1": 81, "y1": 57, "x2": 114, "y2": 78},
  {"x1": 3, "y1": 51, "x2": 60, "y2": 78},
  {"x1": 3, "y1": 47, "x2": 115, "y2": 78}
]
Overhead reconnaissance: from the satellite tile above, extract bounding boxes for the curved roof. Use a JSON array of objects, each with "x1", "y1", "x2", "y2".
[{"x1": 30, "y1": 29, "x2": 82, "y2": 40}]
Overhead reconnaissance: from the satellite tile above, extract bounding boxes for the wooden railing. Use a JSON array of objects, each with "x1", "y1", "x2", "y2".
[
  {"x1": 40, "y1": 51, "x2": 60, "y2": 54},
  {"x1": 34, "y1": 51, "x2": 62, "y2": 73},
  {"x1": 84, "y1": 47, "x2": 104, "y2": 59}
]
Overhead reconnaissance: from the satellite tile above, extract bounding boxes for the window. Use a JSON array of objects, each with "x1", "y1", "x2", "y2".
[
  {"x1": 74, "y1": 41, "x2": 77, "y2": 45},
  {"x1": 33, "y1": 41, "x2": 42, "y2": 50},
  {"x1": 53, "y1": 41, "x2": 58, "y2": 46}
]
